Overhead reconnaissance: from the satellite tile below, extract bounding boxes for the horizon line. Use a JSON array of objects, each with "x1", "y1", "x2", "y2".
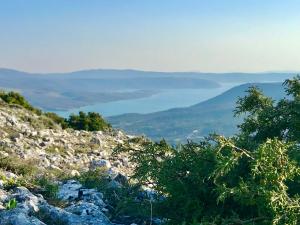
[{"x1": 0, "y1": 67, "x2": 299, "y2": 75}]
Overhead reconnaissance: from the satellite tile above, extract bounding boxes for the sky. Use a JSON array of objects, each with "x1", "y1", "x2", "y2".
[{"x1": 1, "y1": 0, "x2": 300, "y2": 73}]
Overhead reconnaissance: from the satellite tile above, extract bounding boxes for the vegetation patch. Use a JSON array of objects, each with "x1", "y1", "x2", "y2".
[
  {"x1": 0, "y1": 156, "x2": 38, "y2": 177},
  {"x1": 45, "y1": 145, "x2": 66, "y2": 155},
  {"x1": 76, "y1": 168, "x2": 156, "y2": 224},
  {"x1": 5, "y1": 198, "x2": 17, "y2": 210},
  {"x1": 0, "y1": 90, "x2": 111, "y2": 132},
  {"x1": 66, "y1": 111, "x2": 111, "y2": 131},
  {"x1": 0, "y1": 91, "x2": 42, "y2": 115},
  {"x1": 115, "y1": 76, "x2": 300, "y2": 225}
]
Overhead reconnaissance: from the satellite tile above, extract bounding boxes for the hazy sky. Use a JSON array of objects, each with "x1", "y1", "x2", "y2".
[{"x1": 1, "y1": 0, "x2": 300, "y2": 73}]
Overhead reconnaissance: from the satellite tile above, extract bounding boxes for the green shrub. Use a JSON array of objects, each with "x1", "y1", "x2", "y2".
[
  {"x1": 0, "y1": 91, "x2": 42, "y2": 115},
  {"x1": 77, "y1": 168, "x2": 109, "y2": 190},
  {"x1": 5, "y1": 198, "x2": 17, "y2": 210},
  {"x1": 116, "y1": 77, "x2": 300, "y2": 225},
  {"x1": 34, "y1": 177, "x2": 68, "y2": 208},
  {"x1": 0, "y1": 90, "x2": 110, "y2": 131},
  {"x1": 44, "y1": 112, "x2": 68, "y2": 129},
  {"x1": 118, "y1": 137, "x2": 300, "y2": 224},
  {"x1": 36, "y1": 177, "x2": 59, "y2": 199},
  {"x1": 234, "y1": 75, "x2": 300, "y2": 148},
  {"x1": 77, "y1": 169, "x2": 152, "y2": 223},
  {"x1": 66, "y1": 111, "x2": 111, "y2": 131},
  {"x1": 43, "y1": 111, "x2": 111, "y2": 131}
]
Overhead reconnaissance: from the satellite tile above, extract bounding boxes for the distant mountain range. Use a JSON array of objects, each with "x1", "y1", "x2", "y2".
[
  {"x1": 108, "y1": 82, "x2": 287, "y2": 143},
  {"x1": 0, "y1": 68, "x2": 295, "y2": 143},
  {"x1": 0, "y1": 68, "x2": 295, "y2": 111},
  {"x1": 0, "y1": 68, "x2": 221, "y2": 110}
]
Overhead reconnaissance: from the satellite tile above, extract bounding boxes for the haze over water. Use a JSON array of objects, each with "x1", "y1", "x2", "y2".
[{"x1": 53, "y1": 83, "x2": 238, "y2": 117}]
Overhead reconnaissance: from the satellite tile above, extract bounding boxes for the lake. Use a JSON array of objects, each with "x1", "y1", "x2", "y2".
[{"x1": 53, "y1": 83, "x2": 239, "y2": 118}]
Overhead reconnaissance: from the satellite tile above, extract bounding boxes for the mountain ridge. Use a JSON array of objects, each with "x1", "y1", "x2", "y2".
[
  {"x1": 1, "y1": 67, "x2": 298, "y2": 76},
  {"x1": 108, "y1": 82, "x2": 286, "y2": 143}
]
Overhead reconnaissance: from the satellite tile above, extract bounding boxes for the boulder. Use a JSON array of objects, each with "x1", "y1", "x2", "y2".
[
  {"x1": 79, "y1": 189, "x2": 105, "y2": 208},
  {"x1": 58, "y1": 180, "x2": 82, "y2": 201},
  {"x1": 65, "y1": 202, "x2": 106, "y2": 218},
  {"x1": 0, "y1": 208, "x2": 46, "y2": 225},
  {"x1": 0, "y1": 183, "x2": 112, "y2": 225},
  {"x1": 91, "y1": 159, "x2": 111, "y2": 170},
  {"x1": 38, "y1": 202, "x2": 112, "y2": 225}
]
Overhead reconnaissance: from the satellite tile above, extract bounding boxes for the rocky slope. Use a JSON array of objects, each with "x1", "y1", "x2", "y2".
[{"x1": 0, "y1": 99, "x2": 145, "y2": 224}]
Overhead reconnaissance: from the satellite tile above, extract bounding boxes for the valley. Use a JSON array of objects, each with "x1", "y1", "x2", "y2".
[
  {"x1": 108, "y1": 82, "x2": 286, "y2": 143},
  {"x1": 0, "y1": 68, "x2": 294, "y2": 143}
]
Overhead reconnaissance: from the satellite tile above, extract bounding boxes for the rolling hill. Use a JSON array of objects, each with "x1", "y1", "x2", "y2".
[
  {"x1": 0, "y1": 68, "x2": 295, "y2": 111},
  {"x1": 108, "y1": 82, "x2": 286, "y2": 143},
  {"x1": 0, "y1": 68, "x2": 220, "y2": 110}
]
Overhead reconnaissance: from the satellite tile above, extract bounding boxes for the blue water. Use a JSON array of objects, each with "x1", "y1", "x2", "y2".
[{"x1": 53, "y1": 83, "x2": 238, "y2": 118}]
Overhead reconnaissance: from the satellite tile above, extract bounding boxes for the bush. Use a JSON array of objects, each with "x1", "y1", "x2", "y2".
[
  {"x1": 118, "y1": 137, "x2": 300, "y2": 224},
  {"x1": 234, "y1": 75, "x2": 300, "y2": 148},
  {"x1": 0, "y1": 90, "x2": 110, "y2": 132},
  {"x1": 36, "y1": 177, "x2": 59, "y2": 199},
  {"x1": 116, "y1": 77, "x2": 300, "y2": 225},
  {"x1": 43, "y1": 112, "x2": 68, "y2": 129},
  {"x1": 66, "y1": 111, "x2": 111, "y2": 131},
  {"x1": 43, "y1": 111, "x2": 111, "y2": 131},
  {"x1": 77, "y1": 168, "x2": 109, "y2": 190},
  {"x1": 0, "y1": 91, "x2": 42, "y2": 115},
  {"x1": 77, "y1": 169, "x2": 153, "y2": 224}
]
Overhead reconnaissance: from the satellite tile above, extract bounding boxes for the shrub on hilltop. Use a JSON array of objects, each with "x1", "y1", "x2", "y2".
[
  {"x1": 66, "y1": 111, "x2": 111, "y2": 131},
  {"x1": 0, "y1": 90, "x2": 111, "y2": 131},
  {"x1": 0, "y1": 91, "x2": 42, "y2": 115},
  {"x1": 44, "y1": 111, "x2": 111, "y2": 131}
]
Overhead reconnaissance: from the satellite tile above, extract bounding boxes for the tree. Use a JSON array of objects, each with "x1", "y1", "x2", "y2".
[
  {"x1": 116, "y1": 77, "x2": 300, "y2": 224},
  {"x1": 234, "y1": 76, "x2": 300, "y2": 147}
]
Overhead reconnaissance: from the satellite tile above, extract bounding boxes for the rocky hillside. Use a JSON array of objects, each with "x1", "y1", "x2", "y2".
[{"x1": 0, "y1": 98, "x2": 148, "y2": 224}]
